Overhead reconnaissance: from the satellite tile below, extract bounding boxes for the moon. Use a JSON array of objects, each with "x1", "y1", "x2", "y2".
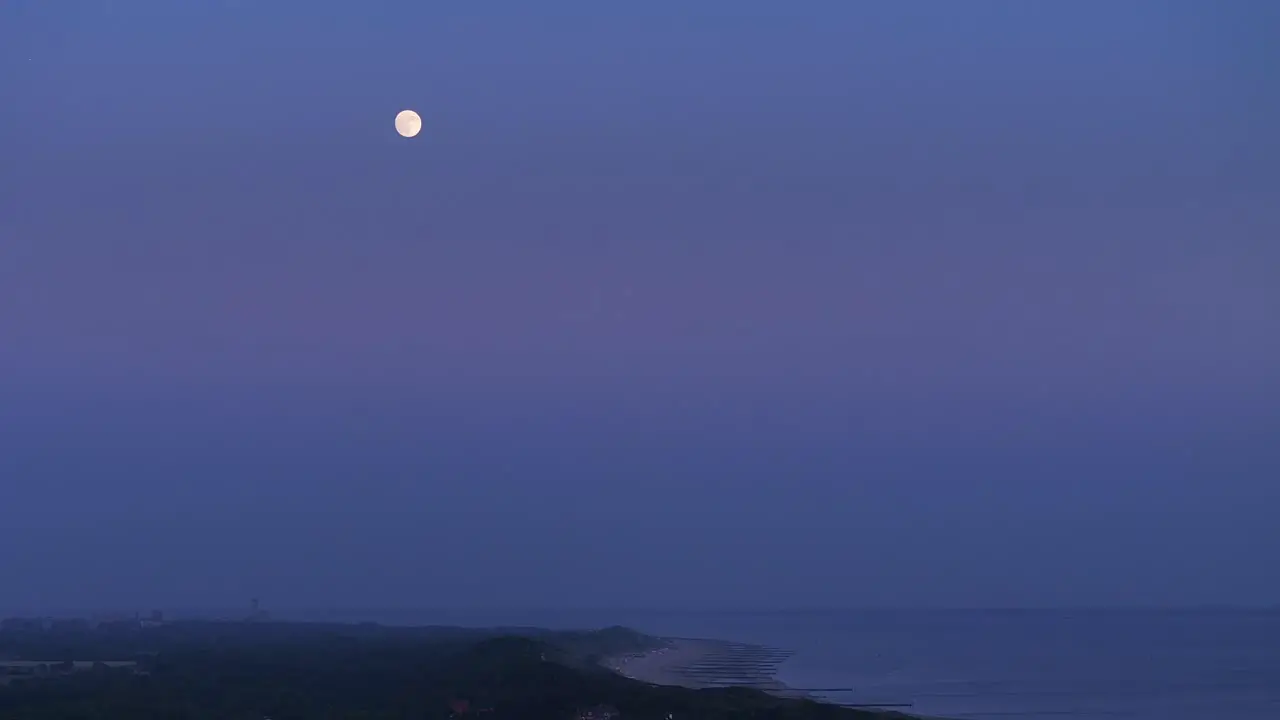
[{"x1": 395, "y1": 109, "x2": 422, "y2": 138}]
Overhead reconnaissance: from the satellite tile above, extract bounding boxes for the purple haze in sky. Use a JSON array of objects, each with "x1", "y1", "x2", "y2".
[{"x1": 0, "y1": 1, "x2": 1277, "y2": 612}]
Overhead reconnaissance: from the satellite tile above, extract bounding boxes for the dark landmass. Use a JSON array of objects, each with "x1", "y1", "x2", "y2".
[{"x1": 0, "y1": 618, "x2": 922, "y2": 720}]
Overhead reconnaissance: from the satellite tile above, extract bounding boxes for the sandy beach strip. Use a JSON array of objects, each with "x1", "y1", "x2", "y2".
[
  {"x1": 601, "y1": 637, "x2": 808, "y2": 698},
  {"x1": 603, "y1": 639, "x2": 935, "y2": 719}
]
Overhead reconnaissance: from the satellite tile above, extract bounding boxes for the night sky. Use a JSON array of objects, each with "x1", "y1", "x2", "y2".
[{"x1": 1, "y1": 1, "x2": 1277, "y2": 612}]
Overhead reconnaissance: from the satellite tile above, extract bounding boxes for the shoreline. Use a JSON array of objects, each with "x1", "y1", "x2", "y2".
[
  {"x1": 601, "y1": 637, "x2": 809, "y2": 699},
  {"x1": 602, "y1": 637, "x2": 934, "y2": 718}
]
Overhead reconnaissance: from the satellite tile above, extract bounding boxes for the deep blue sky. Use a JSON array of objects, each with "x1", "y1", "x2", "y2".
[{"x1": 1, "y1": 1, "x2": 1277, "y2": 612}]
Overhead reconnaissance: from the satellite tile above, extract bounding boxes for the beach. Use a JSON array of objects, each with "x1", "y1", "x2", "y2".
[
  {"x1": 602, "y1": 637, "x2": 807, "y2": 698},
  {"x1": 601, "y1": 636, "x2": 930, "y2": 717}
]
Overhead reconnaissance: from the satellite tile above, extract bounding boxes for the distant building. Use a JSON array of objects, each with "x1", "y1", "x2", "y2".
[
  {"x1": 89, "y1": 613, "x2": 140, "y2": 630},
  {"x1": 0, "y1": 660, "x2": 139, "y2": 679},
  {"x1": 247, "y1": 598, "x2": 271, "y2": 622}
]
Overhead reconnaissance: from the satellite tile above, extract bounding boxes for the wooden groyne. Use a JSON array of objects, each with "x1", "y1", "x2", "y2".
[
  {"x1": 660, "y1": 639, "x2": 914, "y2": 711},
  {"x1": 666, "y1": 639, "x2": 795, "y2": 690}
]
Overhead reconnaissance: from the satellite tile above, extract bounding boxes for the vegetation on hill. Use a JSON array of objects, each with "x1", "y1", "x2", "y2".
[{"x1": 0, "y1": 620, "x2": 916, "y2": 720}]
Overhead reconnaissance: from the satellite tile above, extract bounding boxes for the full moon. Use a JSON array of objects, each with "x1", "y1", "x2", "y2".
[{"x1": 395, "y1": 109, "x2": 422, "y2": 138}]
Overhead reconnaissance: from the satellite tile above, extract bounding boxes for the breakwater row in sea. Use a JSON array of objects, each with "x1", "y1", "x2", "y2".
[{"x1": 664, "y1": 639, "x2": 801, "y2": 693}]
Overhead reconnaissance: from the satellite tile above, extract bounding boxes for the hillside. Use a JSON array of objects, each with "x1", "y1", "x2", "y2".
[{"x1": 0, "y1": 620, "x2": 919, "y2": 720}]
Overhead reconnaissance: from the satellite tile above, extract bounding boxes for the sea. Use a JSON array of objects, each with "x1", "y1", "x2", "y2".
[
  {"x1": 13, "y1": 607, "x2": 1279, "y2": 719},
  {"x1": 289, "y1": 608, "x2": 1280, "y2": 720}
]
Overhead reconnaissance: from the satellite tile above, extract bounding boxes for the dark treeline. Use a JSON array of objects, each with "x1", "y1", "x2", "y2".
[{"x1": 0, "y1": 621, "x2": 914, "y2": 720}]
